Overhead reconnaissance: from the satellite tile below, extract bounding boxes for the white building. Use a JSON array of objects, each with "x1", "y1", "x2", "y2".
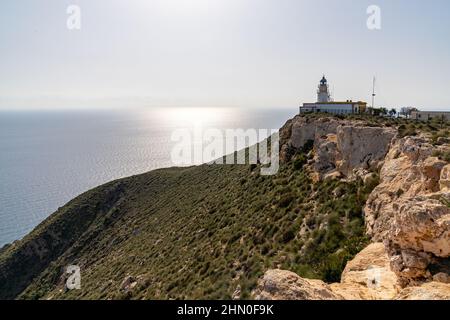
[
  {"x1": 299, "y1": 76, "x2": 367, "y2": 115},
  {"x1": 410, "y1": 110, "x2": 450, "y2": 122}
]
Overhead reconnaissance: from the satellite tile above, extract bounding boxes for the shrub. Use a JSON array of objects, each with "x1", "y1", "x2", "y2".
[
  {"x1": 293, "y1": 154, "x2": 307, "y2": 170},
  {"x1": 322, "y1": 253, "x2": 348, "y2": 283},
  {"x1": 280, "y1": 228, "x2": 296, "y2": 243},
  {"x1": 278, "y1": 193, "x2": 295, "y2": 208}
]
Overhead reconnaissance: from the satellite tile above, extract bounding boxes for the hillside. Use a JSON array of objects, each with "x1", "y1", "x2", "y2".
[{"x1": 0, "y1": 114, "x2": 449, "y2": 300}]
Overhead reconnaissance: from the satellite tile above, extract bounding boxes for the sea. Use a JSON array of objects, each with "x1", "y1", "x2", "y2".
[{"x1": 0, "y1": 107, "x2": 296, "y2": 246}]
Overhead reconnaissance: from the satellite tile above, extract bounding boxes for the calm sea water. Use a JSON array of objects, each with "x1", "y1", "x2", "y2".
[{"x1": 0, "y1": 107, "x2": 296, "y2": 246}]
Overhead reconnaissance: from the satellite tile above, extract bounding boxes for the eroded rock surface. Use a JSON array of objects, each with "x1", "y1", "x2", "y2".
[
  {"x1": 335, "y1": 126, "x2": 396, "y2": 176},
  {"x1": 252, "y1": 269, "x2": 342, "y2": 300},
  {"x1": 280, "y1": 116, "x2": 396, "y2": 179},
  {"x1": 364, "y1": 136, "x2": 450, "y2": 286},
  {"x1": 252, "y1": 243, "x2": 450, "y2": 300},
  {"x1": 395, "y1": 282, "x2": 450, "y2": 300},
  {"x1": 261, "y1": 117, "x2": 450, "y2": 299},
  {"x1": 335, "y1": 243, "x2": 399, "y2": 299}
]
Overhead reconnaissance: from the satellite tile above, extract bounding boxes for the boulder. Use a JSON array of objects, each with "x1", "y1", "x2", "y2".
[
  {"x1": 252, "y1": 269, "x2": 342, "y2": 300},
  {"x1": 422, "y1": 157, "x2": 447, "y2": 192},
  {"x1": 338, "y1": 243, "x2": 399, "y2": 299},
  {"x1": 120, "y1": 275, "x2": 137, "y2": 292},
  {"x1": 433, "y1": 272, "x2": 450, "y2": 284}
]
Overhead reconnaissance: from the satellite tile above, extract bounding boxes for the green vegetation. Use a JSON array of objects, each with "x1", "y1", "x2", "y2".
[
  {"x1": 0, "y1": 140, "x2": 376, "y2": 300},
  {"x1": 441, "y1": 197, "x2": 450, "y2": 208},
  {"x1": 432, "y1": 150, "x2": 450, "y2": 163}
]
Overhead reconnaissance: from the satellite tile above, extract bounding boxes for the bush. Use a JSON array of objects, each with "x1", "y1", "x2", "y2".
[
  {"x1": 293, "y1": 154, "x2": 307, "y2": 170},
  {"x1": 322, "y1": 253, "x2": 348, "y2": 283},
  {"x1": 398, "y1": 126, "x2": 417, "y2": 138},
  {"x1": 280, "y1": 228, "x2": 296, "y2": 243},
  {"x1": 432, "y1": 150, "x2": 450, "y2": 162},
  {"x1": 278, "y1": 193, "x2": 295, "y2": 208}
]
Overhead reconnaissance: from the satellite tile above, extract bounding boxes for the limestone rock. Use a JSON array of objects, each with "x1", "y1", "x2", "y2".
[
  {"x1": 441, "y1": 164, "x2": 450, "y2": 191},
  {"x1": 278, "y1": 116, "x2": 450, "y2": 291},
  {"x1": 338, "y1": 243, "x2": 399, "y2": 299},
  {"x1": 290, "y1": 117, "x2": 340, "y2": 150},
  {"x1": 324, "y1": 170, "x2": 342, "y2": 181},
  {"x1": 364, "y1": 136, "x2": 450, "y2": 286},
  {"x1": 395, "y1": 282, "x2": 450, "y2": 300},
  {"x1": 279, "y1": 116, "x2": 346, "y2": 162},
  {"x1": 279, "y1": 116, "x2": 395, "y2": 179},
  {"x1": 336, "y1": 126, "x2": 396, "y2": 177},
  {"x1": 422, "y1": 157, "x2": 448, "y2": 192},
  {"x1": 252, "y1": 269, "x2": 342, "y2": 300},
  {"x1": 313, "y1": 134, "x2": 338, "y2": 174},
  {"x1": 253, "y1": 243, "x2": 400, "y2": 300},
  {"x1": 388, "y1": 199, "x2": 450, "y2": 258},
  {"x1": 232, "y1": 285, "x2": 241, "y2": 300},
  {"x1": 433, "y1": 272, "x2": 450, "y2": 284},
  {"x1": 120, "y1": 275, "x2": 137, "y2": 292}
]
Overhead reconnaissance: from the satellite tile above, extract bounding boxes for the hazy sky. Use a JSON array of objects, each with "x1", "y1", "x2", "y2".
[{"x1": 1, "y1": 0, "x2": 450, "y2": 110}]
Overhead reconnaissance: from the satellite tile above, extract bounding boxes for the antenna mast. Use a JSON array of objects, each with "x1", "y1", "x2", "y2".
[{"x1": 372, "y1": 76, "x2": 376, "y2": 109}]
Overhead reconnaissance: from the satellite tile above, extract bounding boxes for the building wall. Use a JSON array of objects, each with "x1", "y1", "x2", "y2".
[
  {"x1": 300, "y1": 103, "x2": 357, "y2": 115},
  {"x1": 411, "y1": 111, "x2": 450, "y2": 121}
]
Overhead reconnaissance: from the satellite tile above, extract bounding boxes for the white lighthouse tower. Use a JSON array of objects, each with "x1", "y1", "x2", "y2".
[
  {"x1": 299, "y1": 75, "x2": 367, "y2": 115},
  {"x1": 317, "y1": 75, "x2": 331, "y2": 103}
]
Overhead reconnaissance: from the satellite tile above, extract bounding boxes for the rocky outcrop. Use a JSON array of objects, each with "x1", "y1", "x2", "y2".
[
  {"x1": 364, "y1": 136, "x2": 450, "y2": 286},
  {"x1": 252, "y1": 269, "x2": 342, "y2": 300},
  {"x1": 280, "y1": 116, "x2": 396, "y2": 179},
  {"x1": 313, "y1": 134, "x2": 338, "y2": 174},
  {"x1": 334, "y1": 243, "x2": 399, "y2": 299},
  {"x1": 335, "y1": 126, "x2": 396, "y2": 176},
  {"x1": 280, "y1": 116, "x2": 346, "y2": 162},
  {"x1": 252, "y1": 243, "x2": 400, "y2": 300},
  {"x1": 441, "y1": 164, "x2": 450, "y2": 191},
  {"x1": 252, "y1": 243, "x2": 450, "y2": 300},
  {"x1": 260, "y1": 117, "x2": 450, "y2": 299},
  {"x1": 395, "y1": 282, "x2": 450, "y2": 300}
]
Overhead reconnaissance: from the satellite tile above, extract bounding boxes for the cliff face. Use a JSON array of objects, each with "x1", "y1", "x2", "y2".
[
  {"x1": 254, "y1": 115, "x2": 450, "y2": 300},
  {"x1": 365, "y1": 136, "x2": 450, "y2": 287},
  {"x1": 280, "y1": 116, "x2": 396, "y2": 180}
]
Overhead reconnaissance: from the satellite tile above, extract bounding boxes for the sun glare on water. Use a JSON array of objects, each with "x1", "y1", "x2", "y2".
[{"x1": 150, "y1": 107, "x2": 232, "y2": 128}]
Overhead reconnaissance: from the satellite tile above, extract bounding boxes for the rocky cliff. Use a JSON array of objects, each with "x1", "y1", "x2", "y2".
[
  {"x1": 280, "y1": 116, "x2": 396, "y2": 180},
  {"x1": 254, "y1": 115, "x2": 450, "y2": 300},
  {"x1": 1, "y1": 114, "x2": 448, "y2": 300}
]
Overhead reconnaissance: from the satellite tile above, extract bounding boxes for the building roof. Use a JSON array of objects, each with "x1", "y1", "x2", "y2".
[{"x1": 303, "y1": 101, "x2": 367, "y2": 105}]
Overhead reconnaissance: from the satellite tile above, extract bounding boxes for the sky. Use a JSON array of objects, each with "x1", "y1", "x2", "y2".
[{"x1": 1, "y1": 0, "x2": 450, "y2": 111}]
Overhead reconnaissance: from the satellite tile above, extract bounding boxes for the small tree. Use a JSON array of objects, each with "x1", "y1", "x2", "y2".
[{"x1": 379, "y1": 107, "x2": 388, "y2": 116}]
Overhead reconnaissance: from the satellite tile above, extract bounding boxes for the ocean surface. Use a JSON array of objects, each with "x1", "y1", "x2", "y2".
[{"x1": 0, "y1": 107, "x2": 296, "y2": 246}]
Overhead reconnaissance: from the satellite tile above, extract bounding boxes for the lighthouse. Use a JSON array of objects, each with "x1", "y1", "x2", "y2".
[
  {"x1": 317, "y1": 75, "x2": 331, "y2": 103},
  {"x1": 299, "y1": 75, "x2": 367, "y2": 115}
]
